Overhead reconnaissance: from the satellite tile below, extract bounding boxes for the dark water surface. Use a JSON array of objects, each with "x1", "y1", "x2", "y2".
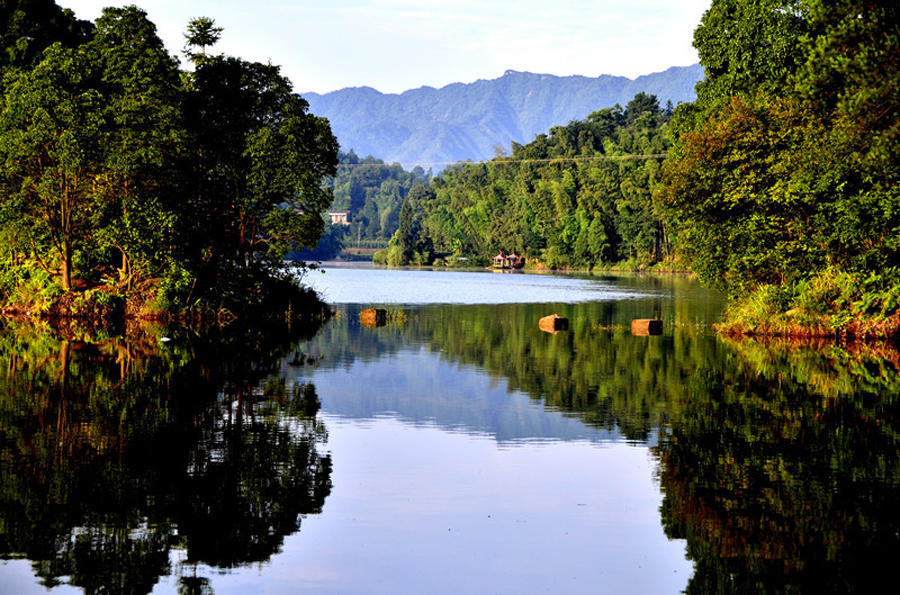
[{"x1": 1, "y1": 267, "x2": 898, "y2": 593}]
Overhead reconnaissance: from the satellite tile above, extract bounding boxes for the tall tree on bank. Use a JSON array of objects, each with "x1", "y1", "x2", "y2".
[
  {"x1": 0, "y1": 43, "x2": 103, "y2": 290},
  {"x1": 183, "y1": 16, "x2": 221, "y2": 60},
  {"x1": 183, "y1": 23, "x2": 338, "y2": 301},
  {"x1": 661, "y1": 0, "x2": 900, "y2": 299},
  {"x1": 90, "y1": 6, "x2": 185, "y2": 284}
]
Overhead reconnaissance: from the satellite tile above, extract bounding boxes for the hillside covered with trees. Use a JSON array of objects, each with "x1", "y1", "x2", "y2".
[
  {"x1": 378, "y1": 92, "x2": 674, "y2": 268},
  {"x1": 329, "y1": 151, "x2": 428, "y2": 244},
  {"x1": 293, "y1": 151, "x2": 429, "y2": 261},
  {"x1": 0, "y1": 1, "x2": 337, "y2": 320}
]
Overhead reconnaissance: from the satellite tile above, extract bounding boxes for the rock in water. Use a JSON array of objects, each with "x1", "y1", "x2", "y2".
[
  {"x1": 360, "y1": 308, "x2": 387, "y2": 327},
  {"x1": 631, "y1": 319, "x2": 663, "y2": 336},
  {"x1": 539, "y1": 314, "x2": 569, "y2": 333}
]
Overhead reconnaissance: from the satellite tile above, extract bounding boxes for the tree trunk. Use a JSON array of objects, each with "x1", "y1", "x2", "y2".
[
  {"x1": 57, "y1": 341, "x2": 70, "y2": 460},
  {"x1": 119, "y1": 247, "x2": 129, "y2": 281},
  {"x1": 61, "y1": 240, "x2": 72, "y2": 291}
]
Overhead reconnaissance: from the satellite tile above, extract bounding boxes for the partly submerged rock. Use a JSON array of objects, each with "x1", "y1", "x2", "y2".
[
  {"x1": 632, "y1": 319, "x2": 663, "y2": 336},
  {"x1": 360, "y1": 308, "x2": 387, "y2": 328},
  {"x1": 539, "y1": 314, "x2": 569, "y2": 334}
]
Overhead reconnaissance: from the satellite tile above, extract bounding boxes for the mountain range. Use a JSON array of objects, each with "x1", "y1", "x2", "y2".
[{"x1": 303, "y1": 64, "x2": 704, "y2": 167}]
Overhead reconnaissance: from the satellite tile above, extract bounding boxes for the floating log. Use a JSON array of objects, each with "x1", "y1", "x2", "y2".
[
  {"x1": 360, "y1": 308, "x2": 387, "y2": 328},
  {"x1": 632, "y1": 319, "x2": 663, "y2": 336},
  {"x1": 539, "y1": 314, "x2": 569, "y2": 334}
]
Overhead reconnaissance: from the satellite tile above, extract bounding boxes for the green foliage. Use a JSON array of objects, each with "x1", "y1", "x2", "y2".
[
  {"x1": 89, "y1": 6, "x2": 185, "y2": 281},
  {"x1": 0, "y1": 41, "x2": 104, "y2": 290},
  {"x1": 0, "y1": 256, "x2": 61, "y2": 312},
  {"x1": 290, "y1": 222, "x2": 345, "y2": 261},
  {"x1": 153, "y1": 262, "x2": 197, "y2": 311},
  {"x1": 794, "y1": 268, "x2": 857, "y2": 315},
  {"x1": 662, "y1": 0, "x2": 900, "y2": 325},
  {"x1": 385, "y1": 184, "x2": 434, "y2": 265},
  {"x1": 692, "y1": 0, "x2": 809, "y2": 110},
  {"x1": 719, "y1": 267, "x2": 900, "y2": 338},
  {"x1": 0, "y1": 0, "x2": 91, "y2": 70},
  {"x1": 394, "y1": 94, "x2": 673, "y2": 268},
  {"x1": 374, "y1": 244, "x2": 396, "y2": 266},
  {"x1": 183, "y1": 16, "x2": 221, "y2": 62},
  {"x1": 182, "y1": 54, "x2": 338, "y2": 290},
  {"x1": 330, "y1": 150, "x2": 428, "y2": 242},
  {"x1": 0, "y1": 3, "x2": 337, "y2": 316}
]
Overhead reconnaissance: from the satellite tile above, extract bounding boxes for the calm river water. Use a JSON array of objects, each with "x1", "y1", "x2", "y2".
[{"x1": 1, "y1": 265, "x2": 898, "y2": 593}]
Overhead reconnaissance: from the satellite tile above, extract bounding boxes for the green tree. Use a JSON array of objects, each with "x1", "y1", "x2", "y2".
[
  {"x1": 183, "y1": 53, "x2": 338, "y2": 298},
  {"x1": 692, "y1": 0, "x2": 808, "y2": 110},
  {"x1": 89, "y1": 6, "x2": 185, "y2": 283},
  {"x1": 382, "y1": 183, "x2": 435, "y2": 265},
  {"x1": 183, "y1": 16, "x2": 221, "y2": 62},
  {"x1": 0, "y1": 42, "x2": 103, "y2": 290},
  {"x1": 0, "y1": 0, "x2": 91, "y2": 70},
  {"x1": 661, "y1": 0, "x2": 900, "y2": 306}
]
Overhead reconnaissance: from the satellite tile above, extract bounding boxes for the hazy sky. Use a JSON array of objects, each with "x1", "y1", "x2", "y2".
[{"x1": 59, "y1": 0, "x2": 710, "y2": 95}]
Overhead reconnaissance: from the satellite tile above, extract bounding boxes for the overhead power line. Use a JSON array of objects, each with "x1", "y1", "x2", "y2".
[{"x1": 336, "y1": 153, "x2": 669, "y2": 170}]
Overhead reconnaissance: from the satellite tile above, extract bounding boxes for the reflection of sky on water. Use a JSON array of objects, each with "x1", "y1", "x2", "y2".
[
  {"x1": 153, "y1": 419, "x2": 690, "y2": 595},
  {"x1": 290, "y1": 346, "x2": 650, "y2": 446},
  {"x1": 305, "y1": 265, "x2": 659, "y2": 304},
  {"x1": 279, "y1": 421, "x2": 689, "y2": 594},
  {"x1": 240, "y1": 319, "x2": 689, "y2": 593}
]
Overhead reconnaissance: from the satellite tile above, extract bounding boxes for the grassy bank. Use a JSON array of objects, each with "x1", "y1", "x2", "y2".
[{"x1": 715, "y1": 268, "x2": 900, "y2": 340}]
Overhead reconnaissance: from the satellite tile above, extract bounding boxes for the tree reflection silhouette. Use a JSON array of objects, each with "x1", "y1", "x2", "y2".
[
  {"x1": 0, "y1": 320, "x2": 332, "y2": 593},
  {"x1": 305, "y1": 303, "x2": 900, "y2": 592},
  {"x1": 656, "y1": 341, "x2": 900, "y2": 593}
]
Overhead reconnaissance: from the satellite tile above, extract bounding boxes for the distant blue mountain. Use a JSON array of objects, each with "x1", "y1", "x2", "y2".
[{"x1": 303, "y1": 64, "x2": 703, "y2": 166}]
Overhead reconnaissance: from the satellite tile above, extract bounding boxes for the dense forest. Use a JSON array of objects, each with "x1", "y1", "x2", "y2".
[
  {"x1": 0, "y1": 1, "x2": 337, "y2": 319},
  {"x1": 377, "y1": 93, "x2": 675, "y2": 267},
  {"x1": 661, "y1": 0, "x2": 899, "y2": 336},
  {"x1": 293, "y1": 151, "x2": 429, "y2": 261},
  {"x1": 330, "y1": 151, "x2": 429, "y2": 242}
]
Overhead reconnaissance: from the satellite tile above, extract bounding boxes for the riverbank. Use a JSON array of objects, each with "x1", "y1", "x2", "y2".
[
  {"x1": 716, "y1": 311, "x2": 900, "y2": 341},
  {"x1": 0, "y1": 275, "x2": 332, "y2": 328},
  {"x1": 713, "y1": 271, "x2": 900, "y2": 341}
]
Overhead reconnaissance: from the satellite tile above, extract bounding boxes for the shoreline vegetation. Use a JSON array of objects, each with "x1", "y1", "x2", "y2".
[
  {"x1": 660, "y1": 2, "x2": 899, "y2": 340},
  {"x1": 1, "y1": 4, "x2": 337, "y2": 326},
  {"x1": 0, "y1": 273, "x2": 332, "y2": 328}
]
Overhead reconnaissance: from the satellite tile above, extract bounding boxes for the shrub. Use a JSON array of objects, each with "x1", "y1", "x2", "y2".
[{"x1": 0, "y1": 258, "x2": 62, "y2": 312}]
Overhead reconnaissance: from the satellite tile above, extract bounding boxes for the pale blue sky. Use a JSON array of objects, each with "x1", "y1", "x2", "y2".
[{"x1": 59, "y1": 0, "x2": 710, "y2": 94}]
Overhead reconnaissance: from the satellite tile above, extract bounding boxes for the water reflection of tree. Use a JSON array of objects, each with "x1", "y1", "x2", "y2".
[
  {"x1": 304, "y1": 296, "x2": 726, "y2": 440},
  {"x1": 0, "y1": 320, "x2": 332, "y2": 593},
  {"x1": 656, "y1": 339, "x2": 900, "y2": 593},
  {"x1": 306, "y1": 302, "x2": 900, "y2": 591}
]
